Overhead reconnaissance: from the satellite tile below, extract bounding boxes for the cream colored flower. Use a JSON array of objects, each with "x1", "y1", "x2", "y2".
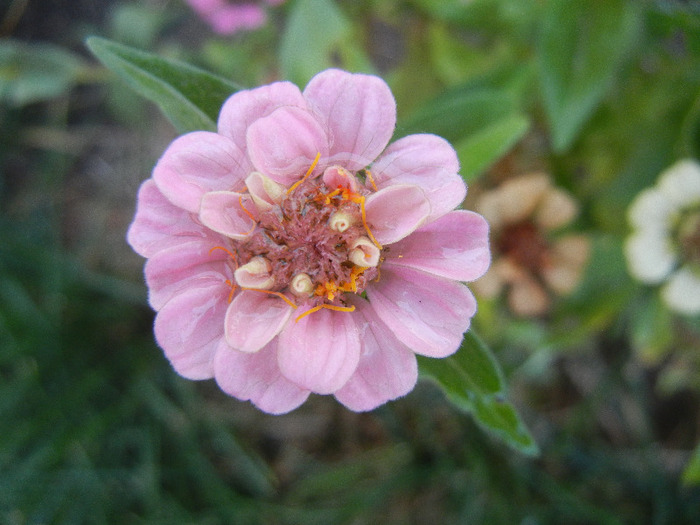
[
  {"x1": 625, "y1": 159, "x2": 700, "y2": 315},
  {"x1": 473, "y1": 173, "x2": 590, "y2": 317}
]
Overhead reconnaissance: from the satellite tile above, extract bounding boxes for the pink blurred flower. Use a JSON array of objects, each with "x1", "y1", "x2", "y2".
[
  {"x1": 185, "y1": 0, "x2": 285, "y2": 35},
  {"x1": 128, "y1": 69, "x2": 490, "y2": 414}
]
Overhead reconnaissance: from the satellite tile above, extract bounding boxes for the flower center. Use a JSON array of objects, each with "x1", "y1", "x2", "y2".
[
  {"x1": 497, "y1": 220, "x2": 550, "y2": 274},
  {"x1": 219, "y1": 161, "x2": 383, "y2": 318}
]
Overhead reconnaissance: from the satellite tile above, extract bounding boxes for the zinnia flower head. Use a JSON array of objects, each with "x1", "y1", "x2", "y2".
[
  {"x1": 625, "y1": 159, "x2": 700, "y2": 315},
  {"x1": 473, "y1": 173, "x2": 590, "y2": 317},
  {"x1": 185, "y1": 0, "x2": 285, "y2": 35},
  {"x1": 128, "y1": 69, "x2": 490, "y2": 414}
]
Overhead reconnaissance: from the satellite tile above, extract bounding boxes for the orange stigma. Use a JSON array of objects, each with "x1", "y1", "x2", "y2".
[
  {"x1": 295, "y1": 303, "x2": 356, "y2": 322},
  {"x1": 287, "y1": 152, "x2": 321, "y2": 195}
]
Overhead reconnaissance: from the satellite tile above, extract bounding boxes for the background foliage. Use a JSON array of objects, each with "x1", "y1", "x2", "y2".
[{"x1": 1, "y1": 0, "x2": 700, "y2": 523}]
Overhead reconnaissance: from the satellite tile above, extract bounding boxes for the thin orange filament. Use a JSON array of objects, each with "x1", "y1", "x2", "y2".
[
  {"x1": 287, "y1": 152, "x2": 321, "y2": 195},
  {"x1": 240, "y1": 287, "x2": 298, "y2": 309},
  {"x1": 224, "y1": 279, "x2": 237, "y2": 303},
  {"x1": 295, "y1": 303, "x2": 356, "y2": 323},
  {"x1": 209, "y1": 245, "x2": 237, "y2": 262},
  {"x1": 359, "y1": 196, "x2": 382, "y2": 249},
  {"x1": 237, "y1": 195, "x2": 257, "y2": 236},
  {"x1": 364, "y1": 169, "x2": 378, "y2": 192}
]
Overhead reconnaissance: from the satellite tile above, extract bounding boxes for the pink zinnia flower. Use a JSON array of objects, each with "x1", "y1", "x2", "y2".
[
  {"x1": 185, "y1": 0, "x2": 285, "y2": 35},
  {"x1": 128, "y1": 69, "x2": 490, "y2": 414}
]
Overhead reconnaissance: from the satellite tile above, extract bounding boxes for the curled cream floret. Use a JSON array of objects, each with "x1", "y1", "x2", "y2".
[
  {"x1": 234, "y1": 256, "x2": 274, "y2": 289},
  {"x1": 349, "y1": 237, "x2": 381, "y2": 267}
]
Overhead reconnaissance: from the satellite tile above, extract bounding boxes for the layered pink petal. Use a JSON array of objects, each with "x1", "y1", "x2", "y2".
[
  {"x1": 372, "y1": 134, "x2": 466, "y2": 221},
  {"x1": 277, "y1": 307, "x2": 361, "y2": 394},
  {"x1": 153, "y1": 131, "x2": 250, "y2": 213},
  {"x1": 366, "y1": 266, "x2": 477, "y2": 357},
  {"x1": 224, "y1": 291, "x2": 293, "y2": 353},
  {"x1": 365, "y1": 185, "x2": 430, "y2": 245},
  {"x1": 334, "y1": 297, "x2": 418, "y2": 411},
  {"x1": 153, "y1": 278, "x2": 231, "y2": 379},
  {"x1": 246, "y1": 106, "x2": 329, "y2": 185},
  {"x1": 199, "y1": 191, "x2": 257, "y2": 240},
  {"x1": 127, "y1": 180, "x2": 210, "y2": 258},
  {"x1": 386, "y1": 210, "x2": 490, "y2": 281},
  {"x1": 218, "y1": 81, "x2": 307, "y2": 152},
  {"x1": 214, "y1": 340, "x2": 310, "y2": 415},
  {"x1": 303, "y1": 69, "x2": 396, "y2": 171},
  {"x1": 145, "y1": 239, "x2": 231, "y2": 310}
]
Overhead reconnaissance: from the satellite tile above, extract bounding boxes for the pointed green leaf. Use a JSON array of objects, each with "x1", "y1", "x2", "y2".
[
  {"x1": 398, "y1": 89, "x2": 516, "y2": 143},
  {"x1": 456, "y1": 113, "x2": 530, "y2": 181},
  {"x1": 86, "y1": 36, "x2": 241, "y2": 133},
  {"x1": 538, "y1": 0, "x2": 640, "y2": 152},
  {"x1": 418, "y1": 331, "x2": 539, "y2": 455}
]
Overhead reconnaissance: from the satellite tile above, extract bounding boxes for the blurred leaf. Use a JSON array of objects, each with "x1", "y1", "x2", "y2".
[
  {"x1": 682, "y1": 443, "x2": 700, "y2": 486},
  {"x1": 109, "y1": 2, "x2": 172, "y2": 49},
  {"x1": 398, "y1": 87, "x2": 516, "y2": 143},
  {"x1": 86, "y1": 37, "x2": 241, "y2": 133},
  {"x1": 456, "y1": 113, "x2": 530, "y2": 180},
  {"x1": 538, "y1": 0, "x2": 641, "y2": 152},
  {"x1": 0, "y1": 39, "x2": 86, "y2": 106},
  {"x1": 549, "y1": 235, "x2": 636, "y2": 349},
  {"x1": 418, "y1": 331, "x2": 539, "y2": 456},
  {"x1": 629, "y1": 293, "x2": 674, "y2": 363},
  {"x1": 428, "y1": 22, "x2": 513, "y2": 86},
  {"x1": 279, "y1": 0, "x2": 351, "y2": 86}
]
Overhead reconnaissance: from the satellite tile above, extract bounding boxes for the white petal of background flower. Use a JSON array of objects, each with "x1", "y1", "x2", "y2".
[
  {"x1": 627, "y1": 188, "x2": 675, "y2": 231},
  {"x1": 624, "y1": 231, "x2": 676, "y2": 283},
  {"x1": 661, "y1": 266, "x2": 700, "y2": 314},
  {"x1": 658, "y1": 159, "x2": 700, "y2": 209}
]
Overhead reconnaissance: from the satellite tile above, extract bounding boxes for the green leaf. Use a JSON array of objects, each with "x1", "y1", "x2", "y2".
[
  {"x1": 456, "y1": 113, "x2": 530, "y2": 181},
  {"x1": 86, "y1": 37, "x2": 241, "y2": 133},
  {"x1": 682, "y1": 443, "x2": 700, "y2": 486},
  {"x1": 0, "y1": 39, "x2": 86, "y2": 106},
  {"x1": 538, "y1": 0, "x2": 641, "y2": 152},
  {"x1": 279, "y1": 0, "x2": 351, "y2": 87},
  {"x1": 418, "y1": 331, "x2": 539, "y2": 456},
  {"x1": 398, "y1": 88, "x2": 516, "y2": 143}
]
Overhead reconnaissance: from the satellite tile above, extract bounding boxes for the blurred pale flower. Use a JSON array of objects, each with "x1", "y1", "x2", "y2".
[
  {"x1": 185, "y1": 0, "x2": 285, "y2": 35},
  {"x1": 473, "y1": 173, "x2": 590, "y2": 317},
  {"x1": 127, "y1": 69, "x2": 490, "y2": 413},
  {"x1": 625, "y1": 159, "x2": 700, "y2": 315}
]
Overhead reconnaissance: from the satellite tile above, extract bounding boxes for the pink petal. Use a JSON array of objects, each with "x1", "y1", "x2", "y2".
[
  {"x1": 127, "y1": 179, "x2": 210, "y2": 258},
  {"x1": 199, "y1": 191, "x2": 257, "y2": 240},
  {"x1": 153, "y1": 131, "x2": 250, "y2": 213},
  {"x1": 365, "y1": 185, "x2": 430, "y2": 245},
  {"x1": 224, "y1": 290, "x2": 293, "y2": 353},
  {"x1": 366, "y1": 266, "x2": 477, "y2": 358},
  {"x1": 303, "y1": 69, "x2": 396, "y2": 171},
  {"x1": 334, "y1": 297, "x2": 418, "y2": 411},
  {"x1": 218, "y1": 81, "x2": 308, "y2": 153},
  {"x1": 372, "y1": 134, "x2": 466, "y2": 221},
  {"x1": 214, "y1": 339, "x2": 310, "y2": 414},
  {"x1": 153, "y1": 279, "x2": 230, "y2": 379},
  {"x1": 277, "y1": 307, "x2": 361, "y2": 394},
  {"x1": 386, "y1": 210, "x2": 491, "y2": 281},
  {"x1": 145, "y1": 239, "x2": 231, "y2": 311},
  {"x1": 246, "y1": 106, "x2": 328, "y2": 185}
]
